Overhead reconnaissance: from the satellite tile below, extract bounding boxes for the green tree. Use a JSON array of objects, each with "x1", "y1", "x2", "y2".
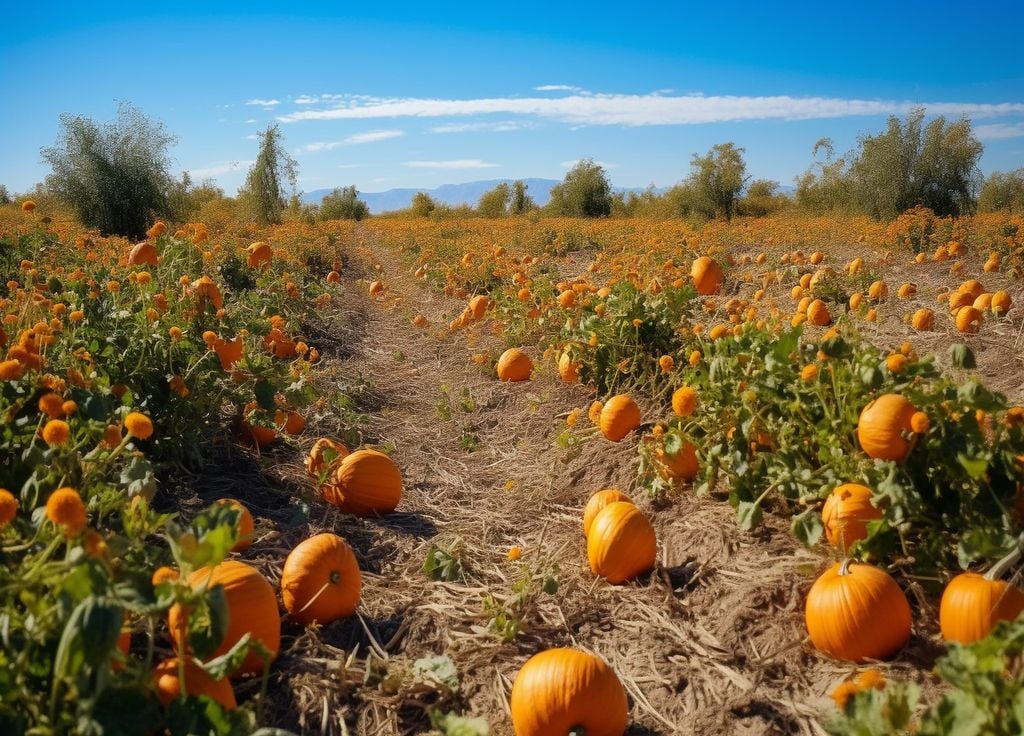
[
  {"x1": 509, "y1": 180, "x2": 535, "y2": 214},
  {"x1": 0, "y1": 184, "x2": 10, "y2": 205},
  {"x1": 795, "y1": 138, "x2": 855, "y2": 213},
  {"x1": 851, "y1": 108, "x2": 982, "y2": 219},
  {"x1": 688, "y1": 143, "x2": 748, "y2": 220},
  {"x1": 978, "y1": 169, "x2": 1024, "y2": 213},
  {"x1": 410, "y1": 192, "x2": 436, "y2": 217},
  {"x1": 41, "y1": 102, "x2": 176, "y2": 239},
  {"x1": 319, "y1": 185, "x2": 370, "y2": 220},
  {"x1": 238, "y1": 124, "x2": 297, "y2": 225},
  {"x1": 739, "y1": 179, "x2": 789, "y2": 217},
  {"x1": 477, "y1": 182, "x2": 511, "y2": 217},
  {"x1": 547, "y1": 159, "x2": 612, "y2": 217}
]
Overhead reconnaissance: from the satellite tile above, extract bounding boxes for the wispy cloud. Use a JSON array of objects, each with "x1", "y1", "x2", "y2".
[
  {"x1": 429, "y1": 120, "x2": 534, "y2": 134},
  {"x1": 298, "y1": 129, "x2": 405, "y2": 153},
  {"x1": 294, "y1": 95, "x2": 319, "y2": 105},
  {"x1": 337, "y1": 163, "x2": 364, "y2": 169},
  {"x1": 278, "y1": 91, "x2": 1024, "y2": 127},
  {"x1": 246, "y1": 98, "x2": 280, "y2": 108},
  {"x1": 975, "y1": 122, "x2": 1024, "y2": 140},
  {"x1": 535, "y1": 84, "x2": 585, "y2": 93},
  {"x1": 188, "y1": 160, "x2": 254, "y2": 178},
  {"x1": 561, "y1": 159, "x2": 619, "y2": 170},
  {"x1": 404, "y1": 159, "x2": 500, "y2": 169}
]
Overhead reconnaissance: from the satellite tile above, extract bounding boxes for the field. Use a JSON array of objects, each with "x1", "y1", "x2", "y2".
[{"x1": 1, "y1": 203, "x2": 1023, "y2": 735}]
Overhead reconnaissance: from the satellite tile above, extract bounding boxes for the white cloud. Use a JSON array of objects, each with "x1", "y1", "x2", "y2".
[
  {"x1": 975, "y1": 122, "x2": 1024, "y2": 140},
  {"x1": 243, "y1": 134, "x2": 258, "y2": 140},
  {"x1": 246, "y1": 98, "x2": 280, "y2": 107},
  {"x1": 277, "y1": 92, "x2": 1024, "y2": 127},
  {"x1": 561, "y1": 159, "x2": 619, "y2": 170},
  {"x1": 429, "y1": 120, "x2": 534, "y2": 133},
  {"x1": 337, "y1": 163, "x2": 364, "y2": 169},
  {"x1": 188, "y1": 160, "x2": 254, "y2": 178},
  {"x1": 404, "y1": 159, "x2": 500, "y2": 169},
  {"x1": 294, "y1": 95, "x2": 319, "y2": 105},
  {"x1": 298, "y1": 129, "x2": 405, "y2": 153},
  {"x1": 535, "y1": 84, "x2": 584, "y2": 92},
  {"x1": 245, "y1": 119, "x2": 257, "y2": 124}
]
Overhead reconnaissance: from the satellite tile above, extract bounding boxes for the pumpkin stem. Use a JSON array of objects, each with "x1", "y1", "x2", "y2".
[
  {"x1": 838, "y1": 558, "x2": 854, "y2": 576},
  {"x1": 568, "y1": 728, "x2": 586, "y2": 736},
  {"x1": 985, "y1": 544, "x2": 1023, "y2": 582}
]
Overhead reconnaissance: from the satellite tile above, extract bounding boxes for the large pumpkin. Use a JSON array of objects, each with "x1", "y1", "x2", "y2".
[
  {"x1": 691, "y1": 256, "x2": 723, "y2": 296},
  {"x1": 805, "y1": 560, "x2": 911, "y2": 662},
  {"x1": 821, "y1": 484, "x2": 882, "y2": 549},
  {"x1": 587, "y1": 502, "x2": 657, "y2": 584},
  {"x1": 582, "y1": 489, "x2": 632, "y2": 537},
  {"x1": 281, "y1": 533, "x2": 362, "y2": 626},
  {"x1": 168, "y1": 560, "x2": 280, "y2": 676},
  {"x1": 654, "y1": 440, "x2": 699, "y2": 482},
  {"x1": 939, "y1": 571, "x2": 1024, "y2": 644},
  {"x1": 806, "y1": 299, "x2": 832, "y2": 326},
  {"x1": 558, "y1": 352, "x2": 580, "y2": 384},
  {"x1": 128, "y1": 241, "x2": 158, "y2": 267},
  {"x1": 857, "y1": 394, "x2": 918, "y2": 462},
  {"x1": 599, "y1": 395, "x2": 641, "y2": 442},
  {"x1": 497, "y1": 348, "x2": 533, "y2": 382},
  {"x1": 152, "y1": 657, "x2": 236, "y2": 710},
  {"x1": 324, "y1": 449, "x2": 403, "y2": 516},
  {"x1": 510, "y1": 648, "x2": 628, "y2": 736}
]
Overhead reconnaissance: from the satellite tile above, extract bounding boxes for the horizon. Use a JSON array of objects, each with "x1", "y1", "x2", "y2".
[{"x1": 3, "y1": 1, "x2": 1024, "y2": 196}]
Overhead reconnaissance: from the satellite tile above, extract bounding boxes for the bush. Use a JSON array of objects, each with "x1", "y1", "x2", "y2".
[
  {"x1": 319, "y1": 186, "x2": 369, "y2": 221},
  {"x1": 547, "y1": 160, "x2": 612, "y2": 217}
]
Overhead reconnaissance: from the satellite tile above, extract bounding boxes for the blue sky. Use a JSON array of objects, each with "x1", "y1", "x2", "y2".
[{"x1": 3, "y1": 1, "x2": 1023, "y2": 196}]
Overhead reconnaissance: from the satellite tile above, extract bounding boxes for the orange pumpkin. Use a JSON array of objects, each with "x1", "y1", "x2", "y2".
[
  {"x1": 246, "y1": 241, "x2": 273, "y2": 268},
  {"x1": 468, "y1": 294, "x2": 490, "y2": 320},
  {"x1": 911, "y1": 308, "x2": 934, "y2": 331},
  {"x1": 214, "y1": 336, "x2": 244, "y2": 371},
  {"x1": 857, "y1": 394, "x2": 918, "y2": 462},
  {"x1": 587, "y1": 502, "x2": 657, "y2": 584},
  {"x1": 955, "y1": 306, "x2": 983, "y2": 334},
  {"x1": 241, "y1": 403, "x2": 277, "y2": 448},
  {"x1": 671, "y1": 386, "x2": 698, "y2": 417},
  {"x1": 152, "y1": 657, "x2": 236, "y2": 710},
  {"x1": 805, "y1": 560, "x2": 911, "y2": 662},
  {"x1": 510, "y1": 648, "x2": 628, "y2": 736},
  {"x1": 582, "y1": 489, "x2": 632, "y2": 537},
  {"x1": 558, "y1": 352, "x2": 580, "y2": 383},
  {"x1": 214, "y1": 499, "x2": 254, "y2": 551},
  {"x1": 599, "y1": 395, "x2": 641, "y2": 442},
  {"x1": 281, "y1": 533, "x2": 361, "y2": 625},
  {"x1": 821, "y1": 484, "x2": 881, "y2": 549},
  {"x1": 128, "y1": 242, "x2": 158, "y2": 267},
  {"x1": 691, "y1": 256, "x2": 723, "y2": 295},
  {"x1": 654, "y1": 440, "x2": 699, "y2": 481},
  {"x1": 939, "y1": 566, "x2": 1024, "y2": 645},
  {"x1": 959, "y1": 279, "x2": 984, "y2": 299},
  {"x1": 991, "y1": 290, "x2": 1012, "y2": 315},
  {"x1": 324, "y1": 449, "x2": 403, "y2": 517},
  {"x1": 806, "y1": 299, "x2": 831, "y2": 326},
  {"x1": 368, "y1": 280, "x2": 385, "y2": 296},
  {"x1": 306, "y1": 438, "x2": 349, "y2": 478},
  {"x1": 497, "y1": 348, "x2": 533, "y2": 382},
  {"x1": 168, "y1": 560, "x2": 280, "y2": 676}
]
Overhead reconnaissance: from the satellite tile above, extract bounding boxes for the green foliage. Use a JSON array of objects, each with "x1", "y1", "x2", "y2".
[
  {"x1": 739, "y1": 179, "x2": 790, "y2": 217},
  {"x1": 547, "y1": 159, "x2": 612, "y2": 217},
  {"x1": 319, "y1": 185, "x2": 369, "y2": 221},
  {"x1": 482, "y1": 549, "x2": 559, "y2": 641},
  {"x1": 795, "y1": 138, "x2": 855, "y2": 213},
  {"x1": 424, "y1": 539, "x2": 465, "y2": 582},
  {"x1": 41, "y1": 102, "x2": 176, "y2": 239},
  {"x1": 509, "y1": 180, "x2": 535, "y2": 214},
  {"x1": 826, "y1": 617, "x2": 1024, "y2": 736},
  {"x1": 978, "y1": 169, "x2": 1024, "y2": 213},
  {"x1": 688, "y1": 142, "x2": 749, "y2": 220},
  {"x1": 477, "y1": 182, "x2": 511, "y2": 217},
  {"x1": 239, "y1": 124, "x2": 297, "y2": 225},
  {"x1": 0, "y1": 184, "x2": 10, "y2": 205},
  {"x1": 411, "y1": 192, "x2": 437, "y2": 217}
]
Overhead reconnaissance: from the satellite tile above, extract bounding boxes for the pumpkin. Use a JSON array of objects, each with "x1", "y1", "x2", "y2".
[
  {"x1": 654, "y1": 440, "x2": 699, "y2": 481},
  {"x1": 897, "y1": 283, "x2": 917, "y2": 298},
  {"x1": 558, "y1": 352, "x2": 580, "y2": 383},
  {"x1": 955, "y1": 306, "x2": 983, "y2": 334},
  {"x1": 246, "y1": 241, "x2": 272, "y2": 268},
  {"x1": 510, "y1": 648, "x2": 628, "y2": 736},
  {"x1": 821, "y1": 484, "x2": 882, "y2": 549},
  {"x1": 991, "y1": 290, "x2": 1012, "y2": 314},
  {"x1": 911, "y1": 308, "x2": 934, "y2": 331},
  {"x1": 306, "y1": 438, "x2": 349, "y2": 478},
  {"x1": 867, "y1": 280, "x2": 888, "y2": 301},
  {"x1": 241, "y1": 403, "x2": 277, "y2": 447},
  {"x1": 959, "y1": 279, "x2": 984, "y2": 298},
  {"x1": 214, "y1": 499, "x2": 254, "y2": 552},
  {"x1": 152, "y1": 657, "x2": 236, "y2": 710},
  {"x1": 972, "y1": 293, "x2": 993, "y2": 311},
  {"x1": 806, "y1": 299, "x2": 831, "y2": 326},
  {"x1": 582, "y1": 489, "x2": 632, "y2": 537},
  {"x1": 468, "y1": 295, "x2": 490, "y2": 320},
  {"x1": 671, "y1": 386, "x2": 698, "y2": 417},
  {"x1": 497, "y1": 348, "x2": 533, "y2": 382},
  {"x1": 127, "y1": 242, "x2": 158, "y2": 267},
  {"x1": 939, "y1": 548, "x2": 1024, "y2": 644},
  {"x1": 690, "y1": 256, "x2": 723, "y2": 295},
  {"x1": 168, "y1": 560, "x2": 280, "y2": 676},
  {"x1": 599, "y1": 395, "x2": 641, "y2": 442},
  {"x1": 587, "y1": 502, "x2": 657, "y2": 584},
  {"x1": 805, "y1": 560, "x2": 911, "y2": 662},
  {"x1": 194, "y1": 276, "x2": 223, "y2": 310},
  {"x1": 281, "y1": 533, "x2": 362, "y2": 625},
  {"x1": 214, "y1": 337, "x2": 244, "y2": 371},
  {"x1": 857, "y1": 394, "x2": 918, "y2": 462},
  {"x1": 324, "y1": 449, "x2": 403, "y2": 517}
]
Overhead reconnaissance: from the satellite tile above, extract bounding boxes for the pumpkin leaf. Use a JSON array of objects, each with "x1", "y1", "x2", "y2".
[
  {"x1": 956, "y1": 453, "x2": 989, "y2": 480},
  {"x1": 791, "y1": 507, "x2": 824, "y2": 547},
  {"x1": 430, "y1": 710, "x2": 489, "y2": 736},
  {"x1": 205, "y1": 633, "x2": 252, "y2": 680},
  {"x1": 54, "y1": 596, "x2": 124, "y2": 679},
  {"x1": 188, "y1": 585, "x2": 229, "y2": 660},
  {"x1": 413, "y1": 654, "x2": 460, "y2": 692},
  {"x1": 254, "y1": 378, "x2": 276, "y2": 411},
  {"x1": 949, "y1": 343, "x2": 976, "y2": 369},
  {"x1": 736, "y1": 500, "x2": 762, "y2": 531}
]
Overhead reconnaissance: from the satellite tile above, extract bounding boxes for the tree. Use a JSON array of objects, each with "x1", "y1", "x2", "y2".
[
  {"x1": 795, "y1": 138, "x2": 855, "y2": 213},
  {"x1": 0, "y1": 185, "x2": 10, "y2": 205},
  {"x1": 850, "y1": 108, "x2": 981, "y2": 219},
  {"x1": 477, "y1": 182, "x2": 511, "y2": 217},
  {"x1": 41, "y1": 102, "x2": 176, "y2": 239},
  {"x1": 978, "y1": 170, "x2": 1024, "y2": 213},
  {"x1": 688, "y1": 143, "x2": 748, "y2": 220},
  {"x1": 410, "y1": 192, "x2": 436, "y2": 217},
  {"x1": 509, "y1": 180, "x2": 535, "y2": 215},
  {"x1": 739, "y1": 179, "x2": 789, "y2": 217},
  {"x1": 319, "y1": 186, "x2": 369, "y2": 220},
  {"x1": 547, "y1": 159, "x2": 612, "y2": 217},
  {"x1": 238, "y1": 124, "x2": 297, "y2": 225}
]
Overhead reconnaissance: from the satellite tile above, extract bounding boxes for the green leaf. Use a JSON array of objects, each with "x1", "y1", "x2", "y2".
[
  {"x1": 90, "y1": 687, "x2": 161, "y2": 736},
  {"x1": 188, "y1": 585, "x2": 229, "y2": 660},
  {"x1": 736, "y1": 501, "x2": 762, "y2": 531},
  {"x1": 950, "y1": 343, "x2": 976, "y2": 369},
  {"x1": 430, "y1": 711, "x2": 489, "y2": 736},
  {"x1": 54, "y1": 596, "x2": 124, "y2": 679},
  {"x1": 413, "y1": 654, "x2": 460, "y2": 691},
  {"x1": 791, "y1": 507, "x2": 824, "y2": 547},
  {"x1": 956, "y1": 453, "x2": 989, "y2": 480},
  {"x1": 205, "y1": 633, "x2": 252, "y2": 680},
  {"x1": 120, "y1": 455, "x2": 157, "y2": 501},
  {"x1": 254, "y1": 378, "x2": 276, "y2": 411}
]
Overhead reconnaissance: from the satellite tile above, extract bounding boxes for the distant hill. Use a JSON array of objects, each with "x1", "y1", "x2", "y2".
[{"x1": 301, "y1": 178, "x2": 673, "y2": 214}]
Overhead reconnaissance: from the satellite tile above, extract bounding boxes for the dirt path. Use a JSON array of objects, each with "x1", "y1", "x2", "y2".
[{"x1": 255, "y1": 231, "x2": 948, "y2": 735}]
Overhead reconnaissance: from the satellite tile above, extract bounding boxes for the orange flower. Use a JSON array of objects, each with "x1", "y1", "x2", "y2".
[
  {"x1": 68, "y1": 310, "x2": 85, "y2": 323},
  {"x1": 168, "y1": 326, "x2": 183, "y2": 341},
  {"x1": 658, "y1": 355, "x2": 674, "y2": 374},
  {"x1": 801, "y1": 364, "x2": 819, "y2": 382},
  {"x1": 83, "y1": 529, "x2": 108, "y2": 558},
  {"x1": 38, "y1": 392, "x2": 65, "y2": 419},
  {"x1": 565, "y1": 408, "x2": 581, "y2": 427},
  {"x1": 41, "y1": 419, "x2": 71, "y2": 445},
  {"x1": 0, "y1": 488, "x2": 18, "y2": 527},
  {"x1": 588, "y1": 400, "x2": 604, "y2": 424},
  {"x1": 152, "y1": 566, "x2": 179, "y2": 585},
  {"x1": 688, "y1": 350, "x2": 702, "y2": 367},
  {"x1": 0, "y1": 359, "x2": 24, "y2": 381},
  {"x1": 102, "y1": 424, "x2": 122, "y2": 448},
  {"x1": 507, "y1": 545, "x2": 523, "y2": 561},
  {"x1": 124, "y1": 412, "x2": 154, "y2": 440},
  {"x1": 62, "y1": 400, "x2": 78, "y2": 416},
  {"x1": 46, "y1": 487, "x2": 87, "y2": 536},
  {"x1": 910, "y1": 411, "x2": 929, "y2": 434}
]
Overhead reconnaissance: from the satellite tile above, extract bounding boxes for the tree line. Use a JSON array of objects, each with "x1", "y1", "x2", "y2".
[{"x1": 8, "y1": 103, "x2": 1024, "y2": 238}]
